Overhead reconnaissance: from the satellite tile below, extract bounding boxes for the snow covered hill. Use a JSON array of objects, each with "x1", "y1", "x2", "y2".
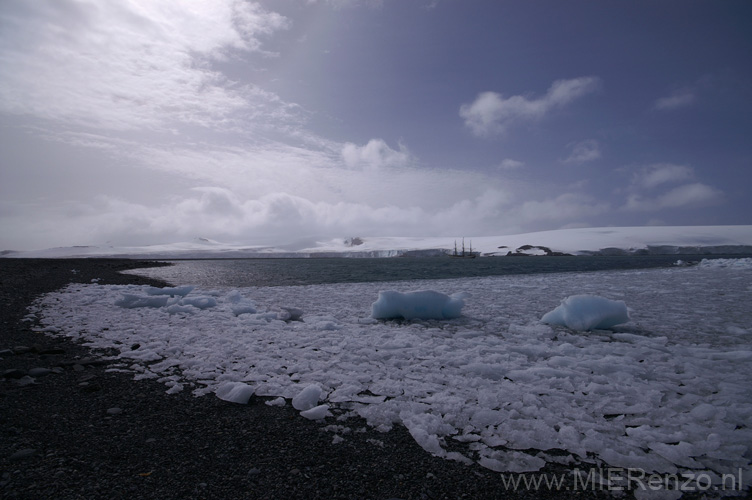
[{"x1": 4, "y1": 225, "x2": 752, "y2": 259}]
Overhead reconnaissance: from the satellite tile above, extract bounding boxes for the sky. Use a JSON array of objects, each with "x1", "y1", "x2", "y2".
[{"x1": 1, "y1": 0, "x2": 751, "y2": 251}]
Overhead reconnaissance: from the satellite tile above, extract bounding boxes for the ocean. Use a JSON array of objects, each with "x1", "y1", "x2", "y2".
[{"x1": 120, "y1": 254, "x2": 743, "y2": 288}]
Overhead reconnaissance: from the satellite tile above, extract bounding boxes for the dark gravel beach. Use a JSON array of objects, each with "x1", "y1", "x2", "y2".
[{"x1": 0, "y1": 259, "x2": 627, "y2": 499}]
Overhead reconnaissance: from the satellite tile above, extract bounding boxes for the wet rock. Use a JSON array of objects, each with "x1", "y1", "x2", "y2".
[
  {"x1": 2, "y1": 368, "x2": 26, "y2": 379},
  {"x1": 16, "y1": 376, "x2": 36, "y2": 386},
  {"x1": 83, "y1": 358, "x2": 109, "y2": 366},
  {"x1": 38, "y1": 347, "x2": 66, "y2": 355},
  {"x1": 59, "y1": 357, "x2": 109, "y2": 367},
  {"x1": 9, "y1": 448, "x2": 37, "y2": 460},
  {"x1": 28, "y1": 367, "x2": 53, "y2": 378}
]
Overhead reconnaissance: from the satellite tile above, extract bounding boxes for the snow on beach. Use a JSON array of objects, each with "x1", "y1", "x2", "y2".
[{"x1": 32, "y1": 259, "x2": 752, "y2": 493}]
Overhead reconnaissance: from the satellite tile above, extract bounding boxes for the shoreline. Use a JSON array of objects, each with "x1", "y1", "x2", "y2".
[{"x1": 0, "y1": 259, "x2": 672, "y2": 499}]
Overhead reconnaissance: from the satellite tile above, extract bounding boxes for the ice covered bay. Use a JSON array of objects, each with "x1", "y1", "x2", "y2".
[{"x1": 33, "y1": 262, "x2": 752, "y2": 489}]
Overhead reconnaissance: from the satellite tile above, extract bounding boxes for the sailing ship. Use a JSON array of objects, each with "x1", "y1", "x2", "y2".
[{"x1": 450, "y1": 238, "x2": 477, "y2": 258}]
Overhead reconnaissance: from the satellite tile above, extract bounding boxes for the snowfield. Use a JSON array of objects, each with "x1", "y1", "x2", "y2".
[
  {"x1": 6, "y1": 224, "x2": 752, "y2": 259},
  {"x1": 31, "y1": 259, "x2": 752, "y2": 495}
]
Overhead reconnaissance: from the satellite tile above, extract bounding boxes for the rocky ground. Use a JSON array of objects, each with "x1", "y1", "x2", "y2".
[{"x1": 0, "y1": 259, "x2": 637, "y2": 499}]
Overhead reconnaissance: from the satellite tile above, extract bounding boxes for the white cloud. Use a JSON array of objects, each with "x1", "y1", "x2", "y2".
[
  {"x1": 45, "y1": 129, "x2": 488, "y2": 213},
  {"x1": 341, "y1": 139, "x2": 413, "y2": 170},
  {"x1": 514, "y1": 193, "x2": 609, "y2": 224},
  {"x1": 499, "y1": 159, "x2": 525, "y2": 169},
  {"x1": 307, "y1": 0, "x2": 384, "y2": 7},
  {"x1": 624, "y1": 183, "x2": 724, "y2": 212},
  {"x1": 654, "y1": 88, "x2": 696, "y2": 110},
  {"x1": 5, "y1": 3, "x2": 695, "y2": 251},
  {"x1": 655, "y1": 183, "x2": 724, "y2": 209},
  {"x1": 563, "y1": 139, "x2": 601, "y2": 164},
  {"x1": 1, "y1": 165, "x2": 620, "y2": 250},
  {"x1": 459, "y1": 77, "x2": 601, "y2": 136},
  {"x1": 0, "y1": 0, "x2": 292, "y2": 131},
  {"x1": 0, "y1": 189, "x2": 476, "y2": 248},
  {"x1": 633, "y1": 163, "x2": 695, "y2": 189},
  {"x1": 622, "y1": 163, "x2": 723, "y2": 212}
]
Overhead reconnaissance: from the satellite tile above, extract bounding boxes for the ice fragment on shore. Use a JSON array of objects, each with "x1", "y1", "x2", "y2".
[
  {"x1": 371, "y1": 290, "x2": 467, "y2": 320},
  {"x1": 478, "y1": 449, "x2": 546, "y2": 473},
  {"x1": 227, "y1": 290, "x2": 257, "y2": 316},
  {"x1": 216, "y1": 382, "x2": 255, "y2": 404},
  {"x1": 146, "y1": 285, "x2": 194, "y2": 296},
  {"x1": 116, "y1": 288, "x2": 217, "y2": 311},
  {"x1": 292, "y1": 384, "x2": 322, "y2": 411},
  {"x1": 165, "y1": 304, "x2": 197, "y2": 315},
  {"x1": 166, "y1": 383, "x2": 184, "y2": 394},
  {"x1": 179, "y1": 296, "x2": 217, "y2": 310},
  {"x1": 115, "y1": 294, "x2": 169, "y2": 309},
  {"x1": 400, "y1": 411, "x2": 456, "y2": 457},
  {"x1": 300, "y1": 404, "x2": 330, "y2": 420},
  {"x1": 278, "y1": 307, "x2": 303, "y2": 321},
  {"x1": 541, "y1": 294, "x2": 629, "y2": 330}
]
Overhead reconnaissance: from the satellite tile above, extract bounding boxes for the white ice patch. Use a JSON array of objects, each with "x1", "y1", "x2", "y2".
[
  {"x1": 116, "y1": 287, "x2": 218, "y2": 312},
  {"x1": 697, "y1": 258, "x2": 752, "y2": 269},
  {"x1": 300, "y1": 404, "x2": 331, "y2": 420},
  {"x1": 371, "y1": 290, "x2": 467, "y2": 320},
  {"x1": 292, "y1": 384, "x2": 322, "y2": 411},
  {"x1": 33, "y1": 267, "x2": 752, "y2": 491},
  {"x1": 541, "y1": 294, "x2": 630, "y2": 330},
  {"x1": 178, "y1": 295, "x2": 217, "y2": 310},
  {"x1": 146, "y1": 285, "x2": 194, "y2": 296},
  {"x1": 115, "y1": 293, "x2": 169, "y2": 309},
  {"x1": 227, "y1": 290, "x2": 258, "y2": 316},
  {"x1": 215, "y1": 381, "x2": 255, "y2": 404}
]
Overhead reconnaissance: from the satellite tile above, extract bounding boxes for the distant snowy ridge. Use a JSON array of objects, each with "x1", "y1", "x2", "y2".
[
  {"x1": 4, "y1": 225, "x2": 752, "y2": 259},
  {"x1": 307, "y1": 226, "x2": 752, "y2": 258}
]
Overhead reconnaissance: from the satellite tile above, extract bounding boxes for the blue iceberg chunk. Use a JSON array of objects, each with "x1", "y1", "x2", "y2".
[
  {"x1": 371, "y1": 290, "x2": 467, "y2": 320},
  {"x1": 541, "y1": 294, "x2": 629, "y2": 331}
]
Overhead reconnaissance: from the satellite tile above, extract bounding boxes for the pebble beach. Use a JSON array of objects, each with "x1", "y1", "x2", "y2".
[{"x1": 0, "y1": 259, "x2": 695, "y2": 499}]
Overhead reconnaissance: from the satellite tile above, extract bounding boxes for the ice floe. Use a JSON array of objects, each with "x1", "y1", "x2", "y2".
[
  {"x1": 698, "y1": 257, "x2": 752, "y2": 269},
  {"x1": 371, "y1": 290, "x2": 467, "y2": 320},
  {"x1": 32, "y1": 264, "x2": 752, "y2": 493},
  {"x1": 216, "y1": 381, "x2": 255, "y2": 404},
  {"x1": 541, "y1": 294, "x2": 630, "y2": 330}
]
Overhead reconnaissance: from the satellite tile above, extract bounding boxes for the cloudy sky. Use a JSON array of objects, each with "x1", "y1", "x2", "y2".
[{"x1": 1, "y1": 0, "x2": 751, "y2": 250}]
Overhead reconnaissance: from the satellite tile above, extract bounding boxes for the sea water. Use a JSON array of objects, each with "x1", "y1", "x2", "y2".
[{"x1": 121, "y1": 254, "x2": 744, "y2": 288}]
